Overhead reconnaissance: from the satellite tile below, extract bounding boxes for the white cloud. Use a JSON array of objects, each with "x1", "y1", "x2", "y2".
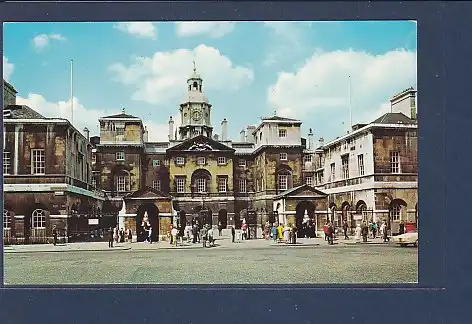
[
  {"x1": 262, "y1": 21, "x2": 305, "y2": 67},
  {"x1": 3, "y1": 56, "x2": 14, "y2": 81},
  {"x1": 268, "y1": 49, "x2": 417, "y2": 125},
  {"x1": 175, "y1": 22, "x2": 234, "y2": 38},
  {"x1": 109, "y1": 44, "x2": 254, "y2": 105},
  {"x1": 114, "y1": 22, "x2": 157, "y2": 39},
  {"x1": 32, "y1": 33, "x2": 67, "y2": 50},
  {"x1": 16, "y1": 93, "x2": 179, "y2": 142}
]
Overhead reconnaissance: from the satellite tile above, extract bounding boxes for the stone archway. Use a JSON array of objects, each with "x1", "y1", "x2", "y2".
[
  {"x1": 341, "y1": 202, "x2": 352, "y2": 227},
  {"x1": 218, "y1": 209, "x2": 228, "y2": 229},
  {"x1": 136, "y1": 203, "x2": 159, "y2": 242},
  {"x1": 296, "y1": 201, "x2": 316, "y2": 238},
  {"x1": 25, "y1": 203, "x2": 49, "y2": 244}
]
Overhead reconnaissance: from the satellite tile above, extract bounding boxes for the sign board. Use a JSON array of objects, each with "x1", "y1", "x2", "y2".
[{"x1": 88, "y1": 219, "x2": 99, "y2": 225}]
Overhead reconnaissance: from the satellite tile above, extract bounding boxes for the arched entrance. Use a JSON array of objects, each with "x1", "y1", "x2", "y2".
[
  {"x1": 25, "y1": 203, "x2": 48, "y2": 244},
  {"x1": 136, "y1": 203, "x2": 159, "y2": 242},
  {"x1": 356, "y1": 200, "x2": 368, "y2": 224},
  {"x1": 329, "y1": 203, "x2": 337, "y2": 224},
  {"x1": 218, "y1": 209, "x2": 228, "y2": 229},
  {"x1": 341, "y1": 202, "x2": 352, "y2": 227},
  {"x1": 296, "y1": 201, "x2": 316, "y2": 238}
]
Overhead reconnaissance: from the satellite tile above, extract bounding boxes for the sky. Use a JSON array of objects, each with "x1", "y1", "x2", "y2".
[{"x1": 2, "y1": 21, "x2": 417, "y2": 142}]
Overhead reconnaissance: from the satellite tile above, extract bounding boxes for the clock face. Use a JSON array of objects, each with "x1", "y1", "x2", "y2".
[{"x1": 192, "y1": 110, "x2": 202, "y2": 121}]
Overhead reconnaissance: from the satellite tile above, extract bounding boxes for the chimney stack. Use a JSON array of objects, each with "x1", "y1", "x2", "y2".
[
  {"x1": 168, "y1": 116, "x2": 174, "y2": 141},
  {"x1": 143, "y1": 126, "x2": 149, "y2": 143},
  {"x1": 240, "y1": 129, "x2": 246, "y2": 142},
  {"x1": 246, "y1": 125, "x2": 256, "y2": 143},
  {"x1": 308, "y1": 128, "x2": 314, "y2": 150},
  {"x1": 213, "y1": 134, "x2": 219, "y2": 141},
  {"x1": 83, "y1": 127, "x2": 90, "y2": 141},
  {"x1": 390, "y1": 87, "x2": 417, "y2": 120},
  {"x1": 319, "y1": 137, "x2": 324, "y2": 147},
  {"x1": 221, "y1": 119, "x2": 228, "y2": 141}
]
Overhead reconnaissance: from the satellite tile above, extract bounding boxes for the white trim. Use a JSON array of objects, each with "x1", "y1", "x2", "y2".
[
  {"x1": 14, "y1": 124, "x2": 20, "y2": 175},
  {"x1": 125, "y1": 197, "x2": 170, "y2": 200},
  {"x1": 4, "y1": 119, "x2": 68, "y2": 124},
  {"x1": 99, "y1": 117, "x2": 142, "y2": 122},
  {"x1": 14, "y1": 215, "x2": 25, "y2": 219},
  {"x1": 173, "y1": 197, "x2": 235, "y2": 202},
  {"x1": 3, "y1": 183, "x2": 105, "y2": 200},
  {"x1": 322, "y1": 181, "x2": 417, "y2": 194},
  {"x1": 49, "y1": 214, "x2": 69, "y2": 219}
]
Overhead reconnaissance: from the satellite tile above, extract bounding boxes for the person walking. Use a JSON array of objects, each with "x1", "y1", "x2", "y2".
[
  {"x1": 171, "y1": 226, "x2": 178, "y2": 247},
  {"x1": 372, "y1": 222, "x2": 378, "y2": 238},
  {"x1": 231, "y1": 226, "x2": 236, "y2": 243},
  {"x1": 271, "y1": 224, "x2": 278, "y2": 243},
  {"x1": 342, "y1": 220, "x2": 349, "y2": 240},
  {"x1": 361, "y1": 221, "x2": 369, "y2": 243},
  {"x1": 355, "y1": 223, "x2": 362, "y2": 242},
  {"x1": 327, "y1": 222, "x2": 334, "y2": 245},
  {"x1": 108, "y1": 227, "x2": 114, "y2": 248},
  {"x1": 323, "y1": 222, "x2": 329, "y2": 241},
  {"x1": 52, "y1": 225, "x2": 58, "y2": 246},
  {"x1": 201, "y1": 226, "x2": 208, "y2": 248},
  {"x1": 381, "y1": 220, "x2": 390, "y2": 242},
  {"x1": 148, "y1": 226, "x2": 153, "y2": 244},
  {"x1": 113, "y1": 227, "x2": 118, "y2": 244},
  {"x1": 399, "y1": 221, "x2": 405, "y2": 235},
  {"x1": 218, "y1": 221, "x2": 223, "y2": 236}
]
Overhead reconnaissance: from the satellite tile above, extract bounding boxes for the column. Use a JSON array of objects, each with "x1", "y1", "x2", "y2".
[{"x1": 14, "y1": 124, "x2": 20, "y2": 175}]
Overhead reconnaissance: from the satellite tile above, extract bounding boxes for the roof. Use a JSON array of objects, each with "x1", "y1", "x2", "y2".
[
  {"x1": 3, "y1": 80, "x2": 18, "y2": 93},
  {"x1": 167, "y1": 134, "x2": 235, "y2": 153},
  {"x1": 3, "y1": 105, "x2": 46, "y2": 119},
  {"x1": 372, "y1": 112, "x2": 416, "y2": 125},
  {"x1": 263, "y1": 115, "x2": 301, "y2": 122},
  {"x1": 101, "y1": 112, "x2": 139, "y2": 119},
  {"x1": 273, "y1": 184, "x2": 328, "y2": 200}
]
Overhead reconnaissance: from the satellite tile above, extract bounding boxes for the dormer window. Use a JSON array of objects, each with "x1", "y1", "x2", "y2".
[
  {"x1": 176, "y1": 157, "x2": 185, "y2": 165},
  {"x1": 197, "y1": 157, "x2": 206, "y2": 165}
]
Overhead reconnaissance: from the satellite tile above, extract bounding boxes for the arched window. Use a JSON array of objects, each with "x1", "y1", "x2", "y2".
[
  {"x1": 193, "y1": 81, "x2": 198, "y2": 89},
  {"x1": 191, "y1": 169, "x2": 211, "y2": 194},
  {"x1": 32, "y1": 209, "x2": 46, "y2": 229},
  {"x1": 391, "y1": 205, "x2": 402, "y2": 221},
  {"x1": 3, "y1": 209, "x2": 11, "y2": 229}
]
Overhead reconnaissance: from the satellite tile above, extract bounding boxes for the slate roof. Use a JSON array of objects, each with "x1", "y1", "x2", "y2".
[
  {"x1": 101, "y1": 112, "x2": 139, "y2": 119},
  {"x1": 3, "y1": 105, "x2": 46, "y2": 119},
  {"x1": 372, "y1": 112, "x2": 416, "y2": 125},
  {"x1": 263, "y1": 115, "x2": 300, "y2": 122}
]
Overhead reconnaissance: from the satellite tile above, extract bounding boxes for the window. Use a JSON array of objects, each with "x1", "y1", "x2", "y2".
[
  {"x1": 306, "y1": 176, "x2": 313, "y2": 186},
  {"x1": 176, "y1": 157, "x2": 185, "y2": 165},
  {"x1": 153, "y1": 160, "x2": 161, "y2": 167},
  {"x1": 303, "y1": 155, "x2": 312, "y2": 163},
  {"x1": 341, "y1": 155, "x2": 349, "y2": 179},
  {"x1": 3, "y1": 151, "x2": 11, "y2": 174},
  {"x1": 390, "y1": 151, "x2": 400, "y2": 173},
  {"x1": 217, "y1": 157, "x2": 226, "y2": 165},
  {"x1": 238, "y1": 159, "x2": 246, "y2": 167},
  {"x1": 116, "y1": 127, "x2": 124, "y2": 136},
  {"x1": 343, "y1": 141, "x2": 348, "y2": 150},
  {"x1": 91, "y1": 153, "x2": 96, "y2": 164},
  {"x1": 116, "y1": 175, "x2": 126, "y2": 192},
  {"x1": 279, "y1": 129, "x2": 287, "y2": 138},
  {"x1": 196, "y1": 178, "x2": 206, "y2": 193},
  {"x1": 279, "y1": 153, "x2": 288, "y2": 161},
  {"x1": 31, "y1": 149, "x2": 45, "y2": 174},
  {"x1": 278, "y1": 174, "x2": 288, "y2": 191},
  {"x1": 358, "y1": 154, "x2": 365, "y2": 176},
  {"x1": 116, "y1": 151, "x2": 125, "y2": 161},
  {"x1": 32, "y1": 209, "x2": 46, "y2": 229},
  {"x1": 330, "y1": 163, "x2": 336, "y2": 181},
  {"x1": 176, "y1": 178, "x2": 185, "y2": 193},
  {"x1": 239, "y1": 179, "x2": 247, "y2": 193},
  {"x1": 218, "y1": 178, "x2": 227, "y2": 193},
  {"x1": 391, "y1": 205, "x2": 401, "y2": 221},
  {"x1": 152, "y1": 180, "x2": 161, "y2": 191},
  {"x1": 3, "y1": 210, "x2": 11, "y2": 229},
  {"x1": 91, "y1": 178, "x2": 97, "y2": 188},
  {"x1": 197, "y1": 156, "x2": 206, "y2": 165}
]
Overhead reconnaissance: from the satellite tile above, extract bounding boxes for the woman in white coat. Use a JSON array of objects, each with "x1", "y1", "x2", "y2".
[{"x1": 355, "y1": 223, "x2": 362, "y2": 242}]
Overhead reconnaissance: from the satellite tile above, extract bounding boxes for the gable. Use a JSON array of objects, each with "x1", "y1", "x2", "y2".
[
  {"x1": 125, "y1": 187, "x2": 171, "y2": 200},
  {"x1": 273, "y1": 184, "x2": 327, "y2": 199},
  {"x1": 167, "y1": 135, "x2": 235, "y2": 153}
]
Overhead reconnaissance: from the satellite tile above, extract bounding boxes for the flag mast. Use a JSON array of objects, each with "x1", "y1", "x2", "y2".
[
  {"x1": 70, "y1": 59, "x2": 74, "y2": 125},
  {"x1": 349, "y1": 75, "x2": 352, "y2": 131}
]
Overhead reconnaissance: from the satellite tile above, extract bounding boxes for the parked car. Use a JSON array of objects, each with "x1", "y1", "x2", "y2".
[{"x1": 392, "y1": 229, "x2": 418, "y2": 247}]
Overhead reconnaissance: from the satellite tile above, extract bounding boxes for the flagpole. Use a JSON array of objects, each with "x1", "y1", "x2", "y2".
[
  {"x1": 349, "y1": 75, "x2": 352, "y2": 130},
  {"x1": 70, "y1": 59, "x2": 74, "y2": 125}
]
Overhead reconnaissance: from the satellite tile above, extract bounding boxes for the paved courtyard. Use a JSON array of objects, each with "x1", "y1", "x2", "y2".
[{"x1": 3, "y1": 237, "x2": 418, "y2": 285}]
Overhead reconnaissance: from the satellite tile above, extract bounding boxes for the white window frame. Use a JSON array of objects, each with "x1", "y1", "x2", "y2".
[
  {"x1": 31, "y1": 149, "x2": 45, "y2": 175},
  {"x1": 116, "y1": 175, "x2": 126, "y2": 192},
  {"x1": 91, "y1": 153, "x2": 96, "y2": 165},
  {"x1": 197, "y1": 156, "x2": 206, "y2": 165},
  {"x1": 116, "y1": 127, "x2": 124, "y2": 136},
  {"x1": 238, "y1": 159, "x2": 246, "y2": 167},
  {"x1": 303, "y1": 155, "x2": 312, "y2": 163},
  {"x1": 278, "y1": 129, "x2": 287, "y2": 138},
  {"x1": 153, "y1": 160, "x2": 161, "y2": 167},
  {"x1": 390, "y1": 151, "x2": 400, "y2": 174},
  {"x1": 306, "y1": 176, "x2": 313, "y2": 186},
  {"x1": 116, "y1": 151, "x2": 125, "y2": 161},
  {"x1": 330, "y1": 163, "x2": 336, "y2": 181},
  {"x1": 3, "y1": 209, "x2": 11, "y2": 230},
  {"x1": 32, "y1": 209, "x2": 46, "y2": 229},
  {"x1": 218, "y1": 177, "x2": 227, "y2": 193},
  {"x1": 217, "y1": 156, "x2": 226, "y2": 165},
  {"x1": 152, "y1": 179, "x2": 161, "y2": 191},
  {"x1": 239, "y1": 179, "x2": 247, "y2": 193},
  {"x1": 196, "y1": 178, "x2": 206, "y2": 193},
  {"x1": 3, "y1": 151, "x2": 11, "y2": 175},
  {"x1": 176, "y1": 178, "x2": 185, "y2": 193},
  {"x1": 391, "y1": 205, "x2": 401, "y2": 221},
  {"x1": 279, "y1": 153, "x2": 288, "y2": 161},
  {"x1": 358, "y1": 154, "x2": 365, "y2": 176},
  {"x1": 176, "y1": 157, "x2": 185, "y2": 165},
  {"x1": 91, "y1": 178, "x2": 97, "y2": 188},
  {"x1": 341, "y1": 155, "x2": 349, "y2": 179},
  {"x1": 278, "y1": 174, "x2": 288, "y2": 191}
]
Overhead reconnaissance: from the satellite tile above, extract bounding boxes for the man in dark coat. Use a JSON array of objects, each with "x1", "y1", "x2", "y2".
[
  {"x1": 399, "y1": 221, "x2": 405, "y2": 235},
  {"x1": 361, "y1": 222, "x2": 369, "y2": 242},
  {"x1": 231, "y1": 226, "x2": 236, "y2": 243},
  {"x1": 52, "y1": 225, "x2": 58, "y2": 246},
  {"x1": 327, "y1": 222, "x2": 334, "y2": 245},
  {"x1": 108, "y1": 227, "x2": 114, "y2": 248},
  {"x1": 343, "y1": 220, "x2": 349, "y2": 240}
]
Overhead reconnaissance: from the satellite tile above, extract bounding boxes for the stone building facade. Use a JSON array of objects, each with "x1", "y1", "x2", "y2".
[{"x1": 3, "y1": 80, "x2": 106, "y2": 244}]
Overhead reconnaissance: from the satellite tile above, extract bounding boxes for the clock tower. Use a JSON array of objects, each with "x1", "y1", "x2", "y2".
[{"x1": 178, "y1": 63, "x2": 213, "y2": 140}]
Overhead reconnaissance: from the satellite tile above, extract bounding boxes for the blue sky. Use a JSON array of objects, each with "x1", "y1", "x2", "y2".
[{"x1": 3, "y1": 21, "x2": 417, "y2": 142}]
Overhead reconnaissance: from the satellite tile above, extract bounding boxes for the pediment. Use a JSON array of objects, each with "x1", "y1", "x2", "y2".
[
  {"x1": 124, "y1": 187, "x2": 171, "y2": 200},
  {"x1": 274, "y1": 184, "x2": 328, "y2": 199},
  {"x1": 167, "y1": 135, "x2": 235, "y2": 152}
]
